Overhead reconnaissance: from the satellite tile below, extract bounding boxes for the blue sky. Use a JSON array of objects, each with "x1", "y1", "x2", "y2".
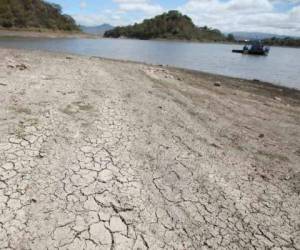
[{"x1": 50, "y1": 0, "x2": 300, "y2": 35}]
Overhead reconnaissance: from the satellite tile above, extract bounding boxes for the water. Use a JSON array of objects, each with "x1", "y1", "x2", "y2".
[{"x1": 0, "y1": 37, "x2": 299, "y2": 89}]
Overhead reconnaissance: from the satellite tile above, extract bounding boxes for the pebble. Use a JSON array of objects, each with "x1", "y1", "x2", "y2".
[
  {"x1": 214, "y1": 81, "x2": 221, "y2": 87},
  {"x1": 16, "y1": 64, "x2": 28, "y2": 70},
  {"x1": 9, "y1": 137, "x2": 22, "y2": 144},
  {"x1": 274, "y1": 97, "x2": 282, "y2": 102}
]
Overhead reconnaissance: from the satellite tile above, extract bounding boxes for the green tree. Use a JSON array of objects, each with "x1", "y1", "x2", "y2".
[
  {"x1": 227, "y1": 34, "x2": 235, "y2": 42},
  {"x1": 105, "y1": 11, "x2": 227, "y2": 42},
  {"x1": 0, "y1": 0, "x2": 79, "y2": 31}
]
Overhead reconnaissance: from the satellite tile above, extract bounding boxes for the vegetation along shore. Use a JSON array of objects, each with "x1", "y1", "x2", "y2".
[
  {"x1": 0, "y1": 48, "x2": 299, "y2": 249},
  {"x1": 104, "y1": 11, "x2": 229, "y2": 42},
  {"x1": 1, "y1": 0, "x2": 299, "y2": 47},
  {"x1": 0, "y1": 0, "x2": 79, "y2": 31}
]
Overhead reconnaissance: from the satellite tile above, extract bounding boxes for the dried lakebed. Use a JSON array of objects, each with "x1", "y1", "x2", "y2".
[{"x1": 0, "y1": 48, "x2": 299, "y2": 250}]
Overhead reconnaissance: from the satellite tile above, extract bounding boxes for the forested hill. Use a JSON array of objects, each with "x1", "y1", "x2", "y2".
[
  {"x1": 104, "y1": 11, "x2": 227, "y2": 42},
  {"x1": 0, "y1": 0, "x2": 79, "y2": 31}
]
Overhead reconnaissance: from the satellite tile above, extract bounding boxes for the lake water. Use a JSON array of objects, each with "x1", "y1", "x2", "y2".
[{"x1": 0, "y1": 37, "x2": 299, "y2": 89}]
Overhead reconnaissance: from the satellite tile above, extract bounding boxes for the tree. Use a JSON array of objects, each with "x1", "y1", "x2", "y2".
[
  {"x1": 104, "y1": 11, "x2": 226, "y2": 42},
  {"x1": 0, "y1": 0, "x2": 79, "y2": 31},
  {"x1": 227, "y1": 34, "x2": 235, "y2": 42}
]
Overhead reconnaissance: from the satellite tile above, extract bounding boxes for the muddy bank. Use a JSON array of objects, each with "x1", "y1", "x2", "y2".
[{"x1": 0, "y1": 48, "x2": 299, "y2": 249}]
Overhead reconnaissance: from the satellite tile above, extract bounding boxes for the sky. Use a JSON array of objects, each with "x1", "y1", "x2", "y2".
[{"x1": 51, "y1": 0, "x2": 300, "y2": 36}]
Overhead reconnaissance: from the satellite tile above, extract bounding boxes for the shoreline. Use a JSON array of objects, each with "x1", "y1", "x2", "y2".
[
  {"x1": 0, "y1": 48, "x2": 299, "y2": 249},
  {"x1": 86, "y1": 54, "x2": 300, "y2": 97},
  {"x1": 0, "y1": 38, "x2": 299, "y2": 91},
  {"x1": 104, "y1": 36, "x2": 300, "y2": 48},
  {"x1": 1, "y1": 29, "x2": 299, "y2": 48},
  {"x1": 3, "y1": 44, "x2": 299, "y2": 94},
  {"x1": 3, "y1": 46, "x2": 300, "y2": 99},
  {"x1": 0, "y1": 28, "x2": 98, "y2": 39}
]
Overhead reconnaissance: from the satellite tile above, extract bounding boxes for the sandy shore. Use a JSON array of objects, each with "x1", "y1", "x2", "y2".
[{"x1": 0, "y1": 48, "x2": 299, "y2": 249}]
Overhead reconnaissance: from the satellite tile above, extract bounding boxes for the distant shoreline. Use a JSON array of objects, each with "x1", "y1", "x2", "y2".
[
  {"x1": 0, "y1": 29, "x2": 229, "y2": 43},
  {"x1": 1, "y1": 30, "x2": 299, "y2": 49},
  {"x1": 0, "y1": 28, "x2": 97, "y2": 39},
  {"x1": 104, "y1": 37, "x2": 300, "y2": 48}
]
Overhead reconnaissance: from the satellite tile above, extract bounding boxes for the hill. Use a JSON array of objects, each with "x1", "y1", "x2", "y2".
[
  {"x1": 80, "y1": 24, "x2": 114, "y2": 35},
  {"x1": 104, "y1": 11, "x2": 227, "y2": 42},
  {"x1": 0, "y1": 0, "x2": 79, "y2": 31}
]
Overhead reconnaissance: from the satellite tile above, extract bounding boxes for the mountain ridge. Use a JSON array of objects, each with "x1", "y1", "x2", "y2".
[{"x1": 80, "y1": 24, "x2": 114, "y2": 35}]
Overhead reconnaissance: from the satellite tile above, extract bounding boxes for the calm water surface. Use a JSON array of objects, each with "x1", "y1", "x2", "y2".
[{"x1": 0, "y1": 37, "x2": 299, "y2": 89}]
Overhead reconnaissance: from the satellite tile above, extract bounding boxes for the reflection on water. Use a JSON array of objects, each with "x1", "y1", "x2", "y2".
[{"x1": 0, "y1": 37, "x2": 299, "y2": 89}]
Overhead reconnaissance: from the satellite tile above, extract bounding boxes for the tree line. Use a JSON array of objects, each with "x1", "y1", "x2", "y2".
[
  {"x1": 0, "y1": 0, "x2": 79, "y2": 31},
  {"x1": 262, "y1": 37, "x2": 300, "y2": 47}
]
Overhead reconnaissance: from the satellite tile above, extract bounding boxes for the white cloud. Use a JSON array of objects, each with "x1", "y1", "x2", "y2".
[
  {"x1": 79, "y1": 1, "x2": 87, "y2": 9},
  {"x1": 75, "y1": 0, "x2": 164, "y2": 26},
  {"x1": 179, "y1": 0, "x2": 300, "y2": 36},
  {"x1": 270, "y1": 0, "x2": 300, "y2": 3},
  {"x1": 73, "y1": 0, "x2": 300, "y2": 36},
  {"x1": 73, "y1": 12, "x2": 125, "y2": 26},
  {"x1": 113, "y1": 0, "x2": 163, "y2": 15}
]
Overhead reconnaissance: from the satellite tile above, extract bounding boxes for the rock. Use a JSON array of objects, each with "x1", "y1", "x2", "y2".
[
  {"x1": 84, "y1": 197, "x2": 99, "y2": 211},
  {"x1": 16, "y1": 64, "x2": 28, "y2": 70},
  {"x1": 7, "y1": 63, "x2": 28, "y2": 70},
  {"x1": 260, "y1": 174, "x2": 268, "y2": 180},
  {"x1": 114, "y1": 234, "x2": 133, "y2": 249},
  {"x1": 9, "y1": 137, "x2": 22, "y2": 144},
  {"x1": 214, "y1": 81, "x2": 221, "y2": 87},
  {"x1": 259, "y1": 134, "x2": 265, "y2": 139},
  {"x1": 1, "y1": 162, "x2": 14, "y2": 170},
  {"x1": 0, "y1": 83, "x2": 7, "y2": 86},
  {"x1": 66, "y1": 56, "x2": 72, "y2": 60},
  {"x1": 80, "y1": 145, "x2": 93, "y2": 153},
  {"x1": 98, "y1": 169, "x2": 113, "y2": 182},
  {"x1": 274, "y1": 97, "x2": 282, "y2": 102},
  {"x1": 90, "y1": 222, "x2": 112, "y2": 245},
  {"x1": 99, "y1": 210, "x2": 110, "y2": 221},
  {"x1": 109, "y1": 216, "x2": 127, "y2": 233},
  {"x1": 291, "y1": 172, "x2": 300, "y2": 194},
  {"x1": 211, "y1": 143, "x2": 221, "y2": 148}
]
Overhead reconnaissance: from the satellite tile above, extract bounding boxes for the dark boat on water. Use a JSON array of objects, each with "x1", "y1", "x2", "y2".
[{"x1": 232, "y1": 40, "x2": 270, "y2": 56}]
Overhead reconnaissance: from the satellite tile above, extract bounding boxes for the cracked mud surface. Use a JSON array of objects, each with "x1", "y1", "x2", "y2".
[{"x1": 0, "y1": 48, "x2": 299, "y2": 250}]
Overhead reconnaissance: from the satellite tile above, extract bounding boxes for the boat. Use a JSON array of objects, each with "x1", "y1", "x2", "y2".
[{"x1": 232, "y1": 40, "x2": 270, "y2": 56}]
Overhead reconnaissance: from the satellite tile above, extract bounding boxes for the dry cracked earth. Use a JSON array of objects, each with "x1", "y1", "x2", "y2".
[{"x1": 0, "y1": 48, "x2": 300, "y2": 250}]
